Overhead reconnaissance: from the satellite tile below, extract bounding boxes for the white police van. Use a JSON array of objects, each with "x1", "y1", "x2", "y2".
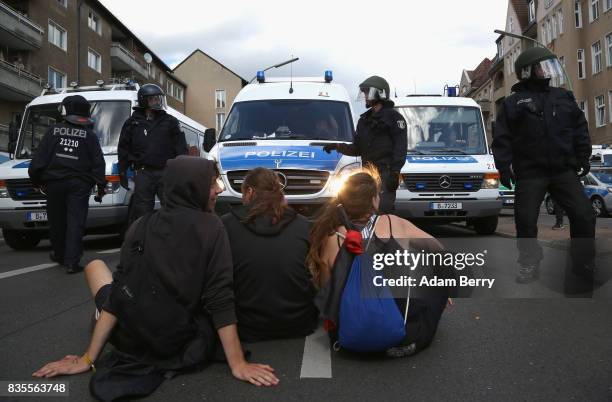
[
  {"x1": 392, "y1": 95, "x2": 502, "y2": 234},
  {"x1": 204, "y1": 71, "x2": 359, "y2": 216},
  {"x1": 0, "y1": 83, "x2": 206, "y2": 250}
]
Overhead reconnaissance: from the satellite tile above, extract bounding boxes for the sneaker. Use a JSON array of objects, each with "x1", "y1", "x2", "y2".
[
  {"x1": 516, "y1": 265, "x2": 539, "y2": 284},
  {"x1": 552, "y1": 223, "x2": 565, "y2": 230},
  {"x1": 64, "y1": 263, "x2": 84, "y2": 274},
  {"x1": 386, "y1": 343, "x2": 417, "y2": 358}
]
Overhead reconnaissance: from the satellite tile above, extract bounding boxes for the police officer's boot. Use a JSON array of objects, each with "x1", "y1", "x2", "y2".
[
  {"x1": 49, "y1": 252, "x2": 63, "y2": 264},
  {"x1": 64, "y1": 263, "x2": 84, "y2": 274},
  {"x1": 516, "y1": 264, "x2": 540, "y2": 284}
]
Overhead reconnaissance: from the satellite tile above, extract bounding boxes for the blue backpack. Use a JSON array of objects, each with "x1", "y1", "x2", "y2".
[{"x1": 337, "y1": 216, "x2": 408, "y2": 353}]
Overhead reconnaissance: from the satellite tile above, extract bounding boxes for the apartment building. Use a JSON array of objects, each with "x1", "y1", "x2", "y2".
[
  {"x1": 459, "y1": 0, "x2": 611, "y2": 145},
  {"x1": 0, "y1": 0, "x2": 186, "y2": 149},
  {"x1": 172, "y1": 49, "x2": 247, "y2": 131}
]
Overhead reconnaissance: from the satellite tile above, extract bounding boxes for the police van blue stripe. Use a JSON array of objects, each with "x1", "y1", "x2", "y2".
[
  {"x1": 219, "y1": 146, "x2": 341, "y2": 171},
  {"x1": 406, "y1": 156, "x2": 478, "y2": 163},
  {"x1": 12, "y1": 161, "x2": 30, "y2": 169}
]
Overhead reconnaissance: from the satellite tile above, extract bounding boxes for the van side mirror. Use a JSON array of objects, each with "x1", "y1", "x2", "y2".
[
  {"x1": 203, "y1": 128, "x2": 216, "y2": 153},
  {"x1": 8, "y1": 124, "x2": 18, "y2": 155}
]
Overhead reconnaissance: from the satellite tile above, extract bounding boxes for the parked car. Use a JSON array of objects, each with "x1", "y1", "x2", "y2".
[{"x1": 545, "y1": 169, "x2": 612, "y2": 217}]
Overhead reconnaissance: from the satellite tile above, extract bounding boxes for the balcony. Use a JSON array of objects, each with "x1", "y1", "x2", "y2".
[
  {"x1": 110, "y1": 42, "x2": 148, "y2": 79},
  {"x1": 0, "y1": 59, "x2": 43, "y2": 101},
  {"x1": 0, "y1": 1, "x2": 43, "y2": 50}
]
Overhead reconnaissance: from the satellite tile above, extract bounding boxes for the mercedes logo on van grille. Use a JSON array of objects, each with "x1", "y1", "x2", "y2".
[
  {"x1": 275, "y1": 171, "x2": 288, "y2": 189},
  {"x1": 439, "y1": 175, "x2": 452, "y2": 189}
]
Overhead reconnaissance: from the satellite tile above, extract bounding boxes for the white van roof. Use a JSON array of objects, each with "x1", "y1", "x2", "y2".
[
  {"x1": 26, "y1": 89, "x2": 206, "y2": 131},
  {"x1": 234, "y1": 80, "x2": 352, "y2": 103},
  {"x1": 392, "y1": 96, "x2": 480, "y2": 108}
]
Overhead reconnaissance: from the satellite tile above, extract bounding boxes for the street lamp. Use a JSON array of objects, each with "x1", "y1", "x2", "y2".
[
  {"x1": 494, "y1": 29, "x2": 572, "y2": 91},
  {"x1": 248, "y1": 57, "x2": 300, "y2": 83}
]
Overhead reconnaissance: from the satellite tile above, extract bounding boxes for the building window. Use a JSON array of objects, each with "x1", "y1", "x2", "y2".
[
  {"x1": 216, "y1": 113, "x2": 226, "y2": 131},
  {"x1": 528, "y1": 0, "x2": 536, "y2": 21},
  {"x1": 167, "y1": 81, "x2": 174, "y2": 97},
  {"x1": 589, "y1": 0, "x2": 599, "y2": 21},
  {"x1": 215, "y1": 90, "x2": 226, "y2": 108},
  {"x1": 557, "y1": 9, "x2": 564, "y2": 35},
  {"x1": 87, "y1": 48, "x2": 101, "y2": 73},
  {"x1": 575, "y1": 1, "x2": 583, "y2": 27},
  {"x1": 558, "y1": 56, "x2": 565, "y2": 85},
  {"x1": 48, "y1": 66, "x2": 66, "y2": 89},
  {"x1": 594, "y1": 95, "x2": 605, "y2": 127},
  {"x1": 577, "y1": 49, "x2": 586, "y2": 79},
  {"x1": 175, "y1": 86, "x2": 184, "y2": 103},
  {"x1": 609, "y1": 91, "x2": 612, "y2": 123},
  {"x1": 88, "y1": 12, "x2": 101, "y2": 35},
  {"x1": 606, "y1": 33, "x2": 612, "y2": 67},
  {"x1": 48, "y1": 20, "x2": 67, "y2": 51},
  {"x1": 578, "y1": 100, "x2": 588, "y2": 121},
  {"x1": 497, "y1": 40, "x2": 504, "y2": 57},
  {"x1": 158, "y1": 73, "x2": 164, "y2": 86},
  {"x1": 592, "y1": 41, "x2": 602, "y2": 74},
  {"x1": 604, "y1": 0, "x2": 612, "y2": 12},
  {"x1": 57, "y1": 0, "x2": 67, "y2": 7}
]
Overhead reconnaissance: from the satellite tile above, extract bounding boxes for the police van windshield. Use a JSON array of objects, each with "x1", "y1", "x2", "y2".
[
  {"x1": 16, "y1": 100, "x2": 131, "y2": 159},
  {"x1": 396, "y1": 106, "x2": 487, "y2": 155},
  {"x1": 219, "y1": 100, "x2": 354, "y2": 142}
]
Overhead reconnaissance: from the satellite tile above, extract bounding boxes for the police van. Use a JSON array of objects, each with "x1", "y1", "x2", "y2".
[
  {"x1": 392, "y1": 95, "x2": 502, "y2": 234},
  {"x1": 204, "y1": 71, "x2": 359, "y2": 216},
  {"x1": 0, "y1": 82, "x2": 206, "y2": 250}
]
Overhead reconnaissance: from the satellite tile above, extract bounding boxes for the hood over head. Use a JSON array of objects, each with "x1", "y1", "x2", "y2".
[
  {"x1": 230, "y1": 204, "x2": 297, "y2": 236},
  {"x1": 163, "y1": 156, "x2": 216, "y2": 211}
]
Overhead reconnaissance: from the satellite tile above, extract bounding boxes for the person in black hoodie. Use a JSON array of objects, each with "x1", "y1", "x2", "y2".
[
  {"x1": 33, "y1": 157, "x2": 279, "y2": 394},
  {"x1": 222, "y1": 168, "x2": 318, "y2": 342}
]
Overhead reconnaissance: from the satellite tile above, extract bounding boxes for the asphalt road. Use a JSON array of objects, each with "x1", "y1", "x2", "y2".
[{"x1": 0, "y1": 215, "x2": 611, "y2": 402}]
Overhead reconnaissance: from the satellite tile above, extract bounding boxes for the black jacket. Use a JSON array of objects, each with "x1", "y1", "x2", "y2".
[
  {"x1": 492, "y1": 80, "x2": 591, "y2": 178},
  {"x1": 338, "y1": 102, "x2": 407, "y2": 172},
  {"x1": 28, "y1": 121, "x2": 106, "y2": 186},
  {"x1": 221, "y1": 205, "x2": 318, "y2": 342},
  {"x1": 118, "y1": 109, "x2": 188, "y2": 173}
]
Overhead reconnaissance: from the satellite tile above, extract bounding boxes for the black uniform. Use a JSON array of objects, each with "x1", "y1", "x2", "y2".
[
  {"x1": 118, "y1": 109, "x2": 188, "y2": 222},
  {"x1": 28, "y1": 122, "x2": 106, "y2": 267},
  {"x1": 337, "y1": 102, "x2": 407, "y2": 213},
  {"x1": 492, "y1": 79, "x2": 595, "y2": 270}
]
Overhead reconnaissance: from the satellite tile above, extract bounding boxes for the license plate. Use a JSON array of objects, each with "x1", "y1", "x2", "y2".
[
  {"x1": 430, "y1": 202, "x2": 462, "y2": 210},
  {"x1": 504, "y1": 198, "x2": 515, "y2": 205},
  {"x1": 26, "y1": 211, "x2": 47, "y2": 221}
]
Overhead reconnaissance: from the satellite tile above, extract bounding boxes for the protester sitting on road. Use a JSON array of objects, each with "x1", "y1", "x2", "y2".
[
  {"x1": 222, "y1": 168, "x2": 318, "y2": 342},
  {"x1": 307, "y1": 169, "x2": 452, "y2": 357},
  {"x1": 33, "y1": 157, "x2": 279, "y2": 399}
]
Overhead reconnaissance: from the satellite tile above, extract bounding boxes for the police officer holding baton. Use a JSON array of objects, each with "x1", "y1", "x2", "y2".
[
  {"x1": 323, "y1": 76, "x2": 407, "y2": 213},
  {"x1": 28, "y1": 95, "x2": 106, "y2": 274},
  {"x1": 492, "y1": 47, "x2": 596, "y2": 284},
  {"x1": 118, "y1": 84, "x2": 188, "y2": 223}
]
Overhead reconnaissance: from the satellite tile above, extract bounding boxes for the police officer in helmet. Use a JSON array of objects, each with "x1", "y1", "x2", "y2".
[
  {"x1": 118, "y1": 84, "x2": 188, "y2": 223},
  {"x1": 323, "y1": 75, "x2": 407, "y2": 213},
  {"x1": 492, "y1": 46, "x2": 595, "y2": 284},
  {"x1": 28, "y1": 95, "x2": 106, "y2": 274}
]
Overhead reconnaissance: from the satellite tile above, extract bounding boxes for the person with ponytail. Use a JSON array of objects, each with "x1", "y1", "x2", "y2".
[
  {"x1": 307, "y1": 168, "x2": 452, "y2": 357},
  {"x1": 221, "y1": 168, "x2": 318, "y2": 342}
]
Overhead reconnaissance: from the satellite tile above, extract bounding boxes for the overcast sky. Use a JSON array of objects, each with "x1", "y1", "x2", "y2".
[{"x1": 100, "y1": 0, "x2": 507, "y2": 100}]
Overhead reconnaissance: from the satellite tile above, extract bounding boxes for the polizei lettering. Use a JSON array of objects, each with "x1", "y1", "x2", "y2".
[
  {"x1": 244, "y1": 150, "x2": 316, "y2": 158},
  {"x1": 53, "y1": 127, "x2": 87, "y2": 138}
]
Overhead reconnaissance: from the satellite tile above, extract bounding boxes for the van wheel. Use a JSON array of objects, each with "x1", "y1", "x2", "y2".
[
  {"x1": 472, "y1": 216, "x2": 498, "y2": 235},
  {"x1": 2, "y1": 229, "x2": 42, "y2": 250},
  {"x1": 591, "y1": 196, "x2": 607, "y2": 217}
]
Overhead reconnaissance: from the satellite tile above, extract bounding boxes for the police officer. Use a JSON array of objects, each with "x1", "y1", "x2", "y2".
[
  {"x1": 118, "y1": 84, "x2": 188, "y2": 223},
  {"x1": 323, "y1": 76, "x2": 407, "y2": 213},
  {"x1": 28, "y1": 95, "x2": 106, "y2": 274},
  {"x1": 492, "y1": 47, "x2": 595, "y2": 284}
]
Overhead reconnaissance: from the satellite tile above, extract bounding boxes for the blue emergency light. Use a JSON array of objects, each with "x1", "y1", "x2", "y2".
[
  {"x1": 256, "y1": 71, "x2": 265, "y2": 83},
  {"x1": 324, "y1": 70, "x2": 333, "y2": 83},
  {"x1": 463, "y1": 182, "x2": 473, "y2": 190},
  {"x1": 447, "y1": 86, "x2": 457, "y2": 97},
  {"x1": 416, "y1": 182, "x2": 427, "y2": 190}
]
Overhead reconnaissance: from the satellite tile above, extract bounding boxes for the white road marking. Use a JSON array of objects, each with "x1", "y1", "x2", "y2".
[
  {"x1": 0, "y1": 263, "x2": 57, "y2": 280},
  {"x1": 97, "y1": 248, "x2": 121, "y2": 254},
  {"x1": 300, "y1": 327, "x2": 332, "y2": 379}
]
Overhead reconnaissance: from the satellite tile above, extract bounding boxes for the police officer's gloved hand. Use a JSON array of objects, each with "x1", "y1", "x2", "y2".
[
  {"x1": 386, "y1": 171, "x2": 401, "y2": 192},
  {"x1": 94, "y1": 186, "x2": 106, "y2": 203},
  {"x1": 499, "y1": 169, "x2": 515, "y2": 190},
  {"x1": 119, "y1": 172, "x2": 129, "y2": 190},
  {"x1": 323, "y1": 143, "x2": 338, "y2": 154},
  {"x1": 577, "y1": 160, "x2": 590, "y2": 177}
]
